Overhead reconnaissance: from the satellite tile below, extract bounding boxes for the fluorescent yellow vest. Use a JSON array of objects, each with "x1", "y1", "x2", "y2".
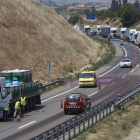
[
  {"x1": 15, "y1": 101, "x2": 20, "y2": 110},
  {"x1": 3, "y1": 104, "x2": 9, "y2": 110},
  {"x1": 21, "y1": 97, "x2": 26, "y2": 105}
]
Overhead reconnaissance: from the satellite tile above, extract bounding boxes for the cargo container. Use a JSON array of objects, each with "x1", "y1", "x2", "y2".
[
  {"x1": 91, "y1": 25, "x2": 105, "y2": 35},
  {"x1": 116, "y1": 28, "x2": 127, "y2": 39},
  {"x1": 125, "y1": 29, "x2": 136, "y2": 42},
  {"x1": 101, "y1": 26, "x2": 110, "y2": 38},
  {"x1": 0, "y1": 70, "x2": 41, "y2": 119},
  {"x1": 136, "y1": 32, "x2": 140, "y2": 47}
]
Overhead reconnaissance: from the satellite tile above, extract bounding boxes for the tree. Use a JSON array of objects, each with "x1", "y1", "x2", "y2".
[
  {"x1": 120, "y1": 3, "x2": 140, "y2": 27},
  {"x1": 123, "y1": 0, "x2": 127, "y2": 6},
  {"x1": 68, "y1": 14, "x2": 82, "y2": 25},
  {"x1": 134, "y1": 0, "x2": 139, "y2": 10},
  {"x1": 84, "y1": 9, "x2": 91, "y2": 14}
]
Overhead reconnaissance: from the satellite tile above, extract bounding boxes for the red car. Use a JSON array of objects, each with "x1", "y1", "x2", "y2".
[{"x1": 64, "y1": 93, "x2": 91, "y2": 115}]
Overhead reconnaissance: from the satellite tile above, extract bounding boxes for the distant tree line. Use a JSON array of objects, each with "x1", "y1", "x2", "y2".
[{"x1": 68, "y1": 0, "x2": 140, "y2": 28}]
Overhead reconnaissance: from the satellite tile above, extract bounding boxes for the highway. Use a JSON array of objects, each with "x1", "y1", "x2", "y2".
[{"x1": 1, "y1": 38, "x2": 140, "y2": 140}]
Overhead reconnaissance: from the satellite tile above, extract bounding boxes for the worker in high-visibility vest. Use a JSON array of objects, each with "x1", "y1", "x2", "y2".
[
  {"x1": 3, "y1": 104, "x2": 9, "y2": 121},
  {"x1": 21, "y1": 94, "x2": 26, "y2": 114},
  {"x1": 13, "y1": 99, "x2": 22, "y2": 118}
]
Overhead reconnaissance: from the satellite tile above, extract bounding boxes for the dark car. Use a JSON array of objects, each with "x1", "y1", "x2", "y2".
[
  {"x1": 64, "y1": 93, "x2": 91, "y2": 115},
  {"x1": 87, "y1": 31, "x2": 96, "y2": 36}
]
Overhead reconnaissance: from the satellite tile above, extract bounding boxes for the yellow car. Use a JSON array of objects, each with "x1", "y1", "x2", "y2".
[{"x1": 79, "y1": 70, "x2": 97, "y2": 88}]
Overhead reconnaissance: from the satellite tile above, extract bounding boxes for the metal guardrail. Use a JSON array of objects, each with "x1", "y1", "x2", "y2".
[
  {"x1": 32, "y1": 83, "x2": 140, "y2": 140},
  {"x1": 114, "y1": 84, "x2": 140, "y2": 110},
  {"x1": 38, "y1": 79, "x2": 65, "y2": 91},
  {"x1": 32, "y1": 100, "x2": 112, "y2": 140}
]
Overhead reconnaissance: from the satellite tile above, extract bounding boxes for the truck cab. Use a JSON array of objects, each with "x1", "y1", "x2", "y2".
[
  {"x1": 79, "y1": 70, "x2": 97, "y2": 88},
  {"x1": 110, "y1": 27, "x2": 117, "y2": 38}
]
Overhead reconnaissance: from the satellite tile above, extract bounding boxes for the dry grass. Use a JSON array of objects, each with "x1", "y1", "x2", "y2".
[
  {"x1": 0, "y1": 0, "x2": 104, "y2": 83},
  {"x1": 74, "y1": 97, "x2": 140, "y2": 140}
]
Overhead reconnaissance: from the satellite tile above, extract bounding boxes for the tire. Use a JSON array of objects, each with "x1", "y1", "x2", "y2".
[
  {"x1": 64, "y1": 109, "x2": 68, "y2": 115},
  {"x1": 29, "y1": 98, "x2": 33, "y2": 110},
  {"x1": 26, "y1": 99, "x2": 29, "y2": 111},
  {"x1": 32, "y1": 97, "x2": 36, "y2": 109}
]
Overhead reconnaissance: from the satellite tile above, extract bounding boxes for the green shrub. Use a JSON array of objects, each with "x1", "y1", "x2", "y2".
[
  {"x1": 132, "y1": 118, "x2": 139, "y2": 125},
  {"x1": 89, "y1": 128, "x2": 97, "y2": 133},
  {"x1": 114, "y1": 134, "x2": 121, "y2": 138}
]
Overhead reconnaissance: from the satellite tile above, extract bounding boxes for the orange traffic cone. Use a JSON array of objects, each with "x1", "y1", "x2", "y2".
[
  {"x1": 131, "y1": 47, "x2": 132, "y2": 50},
  {"x1": 60, "y1": 101, "x2": 63, "y2": 109},
  {"x1": 134, "y1": 50, "x2": 135, "y2": 52},
  {"x1": 17, "y1": 113, "x2": 20, "y2": 122},
  {"x1": 130, "y1": 66, "x2": 132, "y2": 70},
  {"x1": 134, "y1": 62, "x2": 136, "y2": 66},
  {"x1": 98, "y1": 83, "x2": 101, "y2": 89}
]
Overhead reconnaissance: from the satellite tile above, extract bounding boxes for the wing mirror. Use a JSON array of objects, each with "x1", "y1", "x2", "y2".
[{"x1": 85, "y1": 98, "x2": 90, "y2": 100}]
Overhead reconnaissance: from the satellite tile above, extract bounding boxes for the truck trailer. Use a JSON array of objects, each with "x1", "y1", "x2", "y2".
[
  {"x1": 101, "y1": 26, "x2": 110, "y2": 38},
  {"x1": 116, "y1": 28, "x2": 127, "y2": 39},
  {"x1": 125, "y1": 29, "x2": 137, "y2": 42},
  {"x1": 91, "y1": 25, "x2": 105, "y2": 35},
  {"x1": 0, "y1": 69, "x2": 41, "y2": 119}
]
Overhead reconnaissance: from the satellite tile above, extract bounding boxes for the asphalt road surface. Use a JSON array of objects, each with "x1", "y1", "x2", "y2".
[{"x1": 1, "y1": 38, "x2": 140, "y2": 140}]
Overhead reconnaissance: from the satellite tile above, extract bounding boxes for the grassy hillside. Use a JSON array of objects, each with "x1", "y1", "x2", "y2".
[{"x1": 0, "y1": 0, "x2": 104, "y2": 83}]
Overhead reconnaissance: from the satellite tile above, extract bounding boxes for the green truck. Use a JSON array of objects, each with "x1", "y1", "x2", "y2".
[{"x1": 0, "y1": 69, "x2": 41, "y2": 118}]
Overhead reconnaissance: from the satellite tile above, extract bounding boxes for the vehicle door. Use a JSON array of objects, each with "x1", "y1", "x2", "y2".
[
  {"x1": 94, "y1": 72, "x2": 97, "y2": 85},
  {"x1": 82, "y1": 95, "x2": 86, "y2": 107}
]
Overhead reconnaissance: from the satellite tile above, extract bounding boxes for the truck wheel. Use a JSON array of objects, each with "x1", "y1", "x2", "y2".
[
  {"x1": 33, "y1": 97, "x2": 36, "y2": 109},
  {"x1": 26, "y1": 99, "x2": 29, "y2": 111},
  {"x1": 9, "y1": 103, "x2": 14, "y2": 117},
  {"x1": 29, "y1": 98, "x2": 33, "y2": 110}
]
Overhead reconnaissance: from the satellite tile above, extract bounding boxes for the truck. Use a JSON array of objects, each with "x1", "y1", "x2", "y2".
[
  {"x1": 131, "y1": 30, "x2": 137, "y2": 44},
  {"x1": 136, "y1": 32, "x2": 140, "y2": 47},
  {"x1": 91, "y1": 25, "x2": 105, "y2": 35},
  {"x1": 116, "y1": 28, "x2": 127, "y2": 39},
  {"x1": 110, "y1": 27, "x2": 117, "y2": 38},
  {"x1": 0, "y1": 69, "x2": 41, "y2": 119},
  {"x1": 84, "y1": 25, "x2": 91, "y2": 34},
  {"x1": 101, "y1": 26, "x2": 110, "y2": 38},
  {"x1": 133, "y1": 31, "x2": 140, "y2": 45},
  {"x1": 125, "y1": 29, "x2": 137, "y2": 42}
]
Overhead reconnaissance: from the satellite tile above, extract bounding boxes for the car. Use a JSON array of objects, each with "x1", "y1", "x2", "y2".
[
  {"x1": 87, "y1": 31, "x2": 96, "y2": 36},
  {"x1": 79, "y1": 69, "x2": 97, "y2": 88},
  {"x1": 120, "y1": 57, "x2": 132, "y2": 68},
  {"x1": 64, "y1": 93, "x2": 91, "y2": 115}
]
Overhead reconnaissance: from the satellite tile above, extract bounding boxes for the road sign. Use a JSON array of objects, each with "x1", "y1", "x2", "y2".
[
  {"x1": 47, "y1": 61, "x2": 52, "y2": 72},
  {"x1": 86, "y1": 13, "x2": 96, "y2": 20}
]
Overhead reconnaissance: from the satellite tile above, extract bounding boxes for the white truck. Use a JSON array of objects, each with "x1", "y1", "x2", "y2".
[
  {"x1": 116, "y1": 28, "x2": 127, "y2": 39},
  {"x1": 0, "y1": 70, "x2": 41, "y2": 119},
  {"x1": 135, "y1": 31, "x2": 140, "y2": 46},
  {"x1": 125, "y1": 29, "x2": 137, "y2": 42},
  {"x1": 110, "y1": 27, "x2": 117, "y2": 38},
  {"x1": 131, "y1": 30, "x2": 138, "y2": 44},
  {"x1": 91, "y1": 25, "x2": 105, "y2": 35},
  {"x1": 84, "y1": 25, "x2": 91, "y2": 34}
]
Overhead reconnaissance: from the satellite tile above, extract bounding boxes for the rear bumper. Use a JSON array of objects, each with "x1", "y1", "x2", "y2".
[{"x1": 79, "y1": 82, "x2": 95, "y2": 87}]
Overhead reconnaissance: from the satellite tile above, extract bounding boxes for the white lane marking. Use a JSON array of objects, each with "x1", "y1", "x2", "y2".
[
  {"x1": 18, "y1": 121, "x2": 36, "y2": 129},
  {"x1": 41, "y1": 86, "x2": 78, "y2": 103},
  {"x1": 89, "y1": 91, "x2": 98, "y2": 97},
  {"x1": 131, "y1": 69, "x2": 134, "y2": 72},
  {"x1": 137, "y1": 65, "x2": 139, "y2": 67},
  {"x1": 99, "y1": 63, "x2": 120, "y2": 77},
  {"x1": 113, "y1": 42, "x2": 127, "y2": 57},
  {"x1": 41, "y1": 41, "x2": 127, "y2": 102},
  {"x1": 122, "y1": 75, "x2": 126, "y2": 79}
]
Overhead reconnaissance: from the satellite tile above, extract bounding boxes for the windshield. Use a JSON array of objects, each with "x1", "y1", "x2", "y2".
[
  {"x1": 121, "y1": 31, "x2": 125, "y2": 33},
  {"x1": 80, "y1": 73, "x2": 93, "y2": 78},
  {"x1": 66, "y1": 96, "x2": 80, "y2": 102},
  {"x1": 98, "y1": 28, "x2": 100, "y2": 30},
  {"x1": 111, "y1": 31, "x2": 116, "y2": 33},
  {"x1": 130, "y1": 33, "x2": 132, "y2": 36},
  {"x1": 122, "y1": 59, "x2": 130, "y2": 62}
]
